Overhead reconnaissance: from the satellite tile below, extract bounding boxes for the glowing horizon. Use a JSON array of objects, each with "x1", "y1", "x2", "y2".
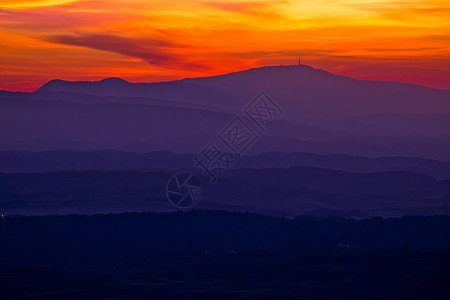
[{"x1": 1, "y1": 0, "x2": 449, "y2": 91}]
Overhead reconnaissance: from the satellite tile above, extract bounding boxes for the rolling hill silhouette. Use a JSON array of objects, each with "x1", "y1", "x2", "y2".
[{"x1": 1, "y1": 65, "x2": 449, "y2": 159}]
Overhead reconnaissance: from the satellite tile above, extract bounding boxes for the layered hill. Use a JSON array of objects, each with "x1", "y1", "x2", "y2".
[{"x1": 1, "y1": 65, "x2": 449, "y2": 159}]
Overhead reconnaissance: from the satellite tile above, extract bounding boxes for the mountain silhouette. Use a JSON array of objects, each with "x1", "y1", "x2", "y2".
[
  {"x1": 37, "y1": 65, "x2": 450, "y2": 116},
  {"x1": 1, "y1": 65, "x2": 449, "y2": 159}
]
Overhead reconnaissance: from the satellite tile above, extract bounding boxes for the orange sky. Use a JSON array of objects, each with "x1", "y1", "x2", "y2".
[{"x1": 0, "y1": 0, "x2": 449, "y2": 91}]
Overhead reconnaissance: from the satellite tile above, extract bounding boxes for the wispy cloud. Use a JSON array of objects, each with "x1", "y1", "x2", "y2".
[{"x1": 45, "y1": 33, "x2": 209, "y2": 70}]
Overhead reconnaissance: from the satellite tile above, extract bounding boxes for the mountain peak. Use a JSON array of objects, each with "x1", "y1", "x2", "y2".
[
  {"x1": 37, "y1": 77, "x2": 130, "y2": 93},
  {"x1": 99, "y1": 77, "x2": 129, "y2": 84},
  {"x1": 237, "y1": 64, "x2": 330, "y2": 74},
  {"x1": 38, "y1": 79, "x2": 69, "y2": 91},
  {"x1": 197, "y1": 64, "x2": 341, "y2": 83}
]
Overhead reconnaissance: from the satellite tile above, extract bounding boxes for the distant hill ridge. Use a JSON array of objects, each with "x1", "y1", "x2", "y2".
[
  {"x1": 1, "y1": 150, "x2": 449, "y2": 180},
  {"x1": 1, "y1": 65, "x2": 449, "y2": 159}
]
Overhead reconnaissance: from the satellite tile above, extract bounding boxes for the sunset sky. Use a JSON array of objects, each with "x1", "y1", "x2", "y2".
[{"x1": 0, "y1": 0, "x2": 449, "y2": 91}]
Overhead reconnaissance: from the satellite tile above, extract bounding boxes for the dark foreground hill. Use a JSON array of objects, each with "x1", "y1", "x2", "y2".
[
  {"x1": 0, "y1": 212, "x2": 449, "y2": 299},
  {"x1": 2, "y1": 211, "x2": 450, "y2": 264}
]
